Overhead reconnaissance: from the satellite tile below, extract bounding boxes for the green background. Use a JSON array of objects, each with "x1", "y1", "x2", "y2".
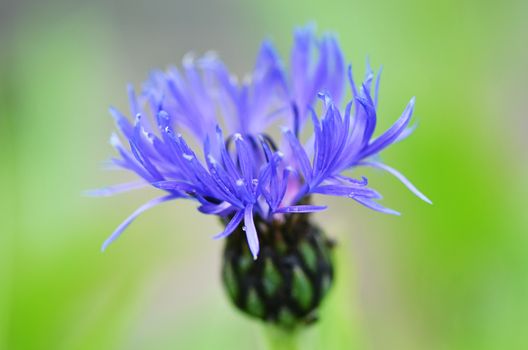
[{"x1": 1, "y1": 0, "x2": 527, "y2": 349}]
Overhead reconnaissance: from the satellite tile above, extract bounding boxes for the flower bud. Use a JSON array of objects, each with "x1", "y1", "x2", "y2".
[{"x1": 221, "y1": 213, "x2": 334, "y2": 328}]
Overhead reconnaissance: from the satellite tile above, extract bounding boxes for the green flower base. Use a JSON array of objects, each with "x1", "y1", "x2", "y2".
[{"x1": 221, "y1": 213, "x2": 335, "y2": 329}]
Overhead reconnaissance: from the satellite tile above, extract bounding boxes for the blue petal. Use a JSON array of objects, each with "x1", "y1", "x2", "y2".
[
  {"x1": 233, "y1": 134, "x2": 255, "y2": 188},
  {"x1": 243, "y1": 205, "x2": 260, "y2": 259},
  {"x1": 127, "y1": 84, "x2": 140, "y2": 117},
  {"x1": 152, "y1": 180, "x2": 196, "y2": 193},
  {"x1": 110, "y1": 133, "x2": 153, "y2": 181},
  {"x1": 109, "y1": 107, "x2": 134, "y2": 140},
  {"x1": 360, "y1": 161, "x2": 432, "y2": 204},
  {"x1": 395, "y1": 122, "x2": 418, "y2": 143},
  {"x1": 360, "y1": 97, "x2": 415, "y2": 159},
  {"x1": 284, "y1": 129, "x2": 313, "y2": 183},
  {"x1": 84, "y1": 181, "x2": 148, "y2": 197},
  {"x1": 213, "y1": 209, "x2": 244, "y2": 239},
  {"x1": 312, "y1": 184, "x2": 380, "y2": 198},
  {"x1": 101, "y1": 194, "x2": 179, "y2": 251},
  {"x1": 351, "y1": 196, "x2": 401, "y2": 216},
  {"x1": 129, "y1": 138, "x2": 163, "y2": 181},
  {"x1": 274, "y1": 205, "x2": 327, "y2": 213},
  {"x1": 199, "y1": 201, "x2": 233, "y2": 215},
  {"x1": 374, "y1": 66, "x2": 383, "y2": 107}
]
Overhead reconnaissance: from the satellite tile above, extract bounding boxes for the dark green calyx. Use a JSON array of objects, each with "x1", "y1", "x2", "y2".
[{"x1": 221, "y1": 213, "x2": 335, "y2": 328}]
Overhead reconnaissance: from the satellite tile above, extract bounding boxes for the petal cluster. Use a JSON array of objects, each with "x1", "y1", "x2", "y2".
[{"x1": 94, "y1": 25, "x2": 430, "y2": 258}]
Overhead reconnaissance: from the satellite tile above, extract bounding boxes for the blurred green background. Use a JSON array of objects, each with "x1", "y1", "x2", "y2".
[{"x1": 1, "y1": 0, "x2": 527, "y2": 349}]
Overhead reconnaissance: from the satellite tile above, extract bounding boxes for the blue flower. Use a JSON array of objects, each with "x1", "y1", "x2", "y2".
[{"x1": 92, "y1": 26, "x2": 430, "y2": 259}]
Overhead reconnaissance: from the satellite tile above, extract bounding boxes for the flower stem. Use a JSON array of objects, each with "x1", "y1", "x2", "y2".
[{"x1": 263, "y1": 326, "x2": 299, "y2": 350}]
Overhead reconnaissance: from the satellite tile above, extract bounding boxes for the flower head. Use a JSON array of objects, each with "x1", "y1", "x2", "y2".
[{"x1": 93, "y1": 25, "x2": 430, "y2": 260}]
